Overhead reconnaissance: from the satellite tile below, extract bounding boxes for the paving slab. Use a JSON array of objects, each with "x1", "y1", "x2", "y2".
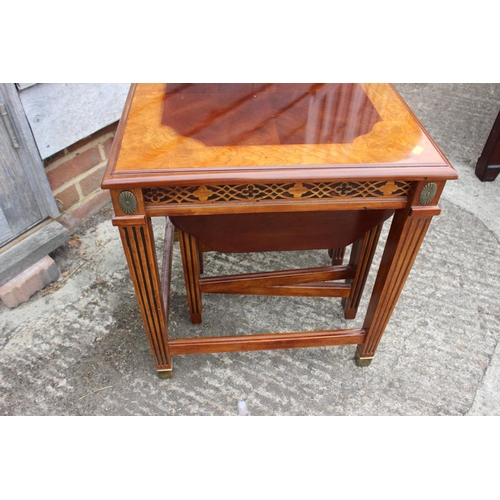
[{"x1": 1, "y1": 83, "x2": 500, "y2": 415}]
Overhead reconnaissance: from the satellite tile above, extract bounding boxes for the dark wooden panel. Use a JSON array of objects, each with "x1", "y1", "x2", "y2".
[
  {"x1": 475, "y1": 110, "x2": 500, "y2": 182},
  {"x1": 170, "y1": 210, "x2": 394, "y2": 252}
]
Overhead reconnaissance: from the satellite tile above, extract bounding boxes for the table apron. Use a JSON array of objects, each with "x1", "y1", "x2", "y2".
[{"x1": 143, "y1": 197, "x2": 408, "y2": 217}]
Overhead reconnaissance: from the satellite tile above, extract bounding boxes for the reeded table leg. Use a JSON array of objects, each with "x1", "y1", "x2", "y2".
[
  {"x1": 113, "y1": 215, "x2": 172, "y2": 376},
  {"x1": 329, "y1": 247, "x2": 346, "y2": 266},
  {"x1": 357, "y1": 184, "x2": 442, "y2": 365},
  {"x1": 178, "y1": 228, "x2": 202, "y2": 324},
  {"x1": 342, "y1": 224, "x2": 383, "y2": 320}
]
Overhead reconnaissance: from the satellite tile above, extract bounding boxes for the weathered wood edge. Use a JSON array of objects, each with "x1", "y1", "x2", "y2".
[{"x1": 0, "y1": 219, "x2": 69, "y2": 286}]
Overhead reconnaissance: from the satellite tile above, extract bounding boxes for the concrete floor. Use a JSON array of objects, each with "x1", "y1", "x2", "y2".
[{"x1": 1, "y1": 83, "x2": 500, "y2": 416}]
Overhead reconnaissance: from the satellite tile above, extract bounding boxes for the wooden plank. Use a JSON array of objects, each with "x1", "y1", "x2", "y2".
[
  {"x1": 199, "y1": 265, "x2": 353, "y2": 297},
  {"x1": 169, "y1": 328, "x2": 366, "y2": 355},
  {"x1": 18, "y1": 83, "x2": 130, "y2": 158},
  {"x1": 201, "y1": 281, "x2": 351, "y2": 297},
  {"x1": 0, "y1": 206, "x2": 14, "y2": 246},
  {"x1": 0, "y1": 100, "x2": 43, "y2": 234},
  {"x1": 199, "y1": 265, "x2": 353, "y2": 290},
  {"x1": 0, "y1": 219, "x2": 69, "y2": 286},
  {"x1": 160, "y1": 218, "x2": 175, "y2": 319},
  {"x1": 1, "y1": 83, "x2": 60, "y2": 219}
]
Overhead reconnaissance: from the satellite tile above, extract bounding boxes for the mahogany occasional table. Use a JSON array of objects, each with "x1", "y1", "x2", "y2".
[
  {"x1": 101, "y1": 84, "x2": 457, "y2": 378},
  {"x1": 475, "y1": 110, "x2": 500, "y2": 181}
]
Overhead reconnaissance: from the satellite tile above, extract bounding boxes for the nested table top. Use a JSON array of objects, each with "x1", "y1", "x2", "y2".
[{"x1": 102, "y1": 83, "x2": 457, "y2": 188}]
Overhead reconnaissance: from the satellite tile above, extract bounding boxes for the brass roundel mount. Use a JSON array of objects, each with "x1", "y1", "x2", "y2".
[
  {"x1": 419, "y1": 182, "x2": 438, "y2": 205},
  {"x1": 118, "y1": 190, "x2": 138, "y2": 214}
]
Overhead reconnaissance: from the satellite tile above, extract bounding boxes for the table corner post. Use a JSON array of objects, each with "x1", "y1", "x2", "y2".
[
  {"x1": 357, "y1": 180, "x2": 446, "y2": 364},
  {"x1": 342, "y1": 224, "x2": 383, "y2": 320},
  {"x1": 177, "y1": 228, "x2": 203, "y2": 324},
  {"x1": 111, "y1": 187, "x2": 173, "y2": 373}
]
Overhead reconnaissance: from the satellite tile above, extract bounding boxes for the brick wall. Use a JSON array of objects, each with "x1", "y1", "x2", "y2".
[{"x1": 44, "y1": 123, "x2": 117, "y2": 232}]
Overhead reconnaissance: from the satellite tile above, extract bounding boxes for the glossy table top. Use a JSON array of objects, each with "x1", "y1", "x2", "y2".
[{"x1": 103, "y1": 83, "x2": 457, "y2": 188}]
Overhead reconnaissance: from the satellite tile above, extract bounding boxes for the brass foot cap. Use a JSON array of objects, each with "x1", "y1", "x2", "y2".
[
  {"x1": 355, "y1": 352, "x2": 374, "y2": 367},
  {"x1": 157, "y1": 369, "x2": 173, "y2": 379}
]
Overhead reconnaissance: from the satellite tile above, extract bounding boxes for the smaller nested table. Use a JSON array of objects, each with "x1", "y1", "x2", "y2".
[
  {"x1": 475, "y1": 110, "x2": 500, "y2": 182},
  {"x1": 102, "y1": 84, "x2": 457, "y2": 378}
]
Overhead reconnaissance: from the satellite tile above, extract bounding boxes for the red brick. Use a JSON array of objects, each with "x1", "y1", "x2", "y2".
[
  {"x1": 55, "y1": 184, "x2": 80, "y2": 212},
  {"x1": 80, "y1": 165, "x2": 107, "y2": 197},
  {"x1": 66, "y1": 122, "x2": 118, "y2": 153},
  {"x1": 99, "y1": 122, "x2": 119, "y2": 136},
  {"x1": 47, "y1": 146, "x2": 102, "y2": 190},
  {"x1": 102, "y1": 136, "x2": 115, "y2": 159},
  {"x1": 59, "y1": 190, "x2": 111, "y2": 232},
  {"x1": 44, "y1": 148, "x2": 68, "y2": 167},
  {"x1": 0, "y1": 256, "x2": 60, "y2": 308},
  {"x1": 66, "y1": 133, "x2": 98, "y2": 153}
]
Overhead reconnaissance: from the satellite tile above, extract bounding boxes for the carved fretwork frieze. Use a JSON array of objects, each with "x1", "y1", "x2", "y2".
[{"x1": 143, "y1": 181, "x2": 411, "y2": 206}]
